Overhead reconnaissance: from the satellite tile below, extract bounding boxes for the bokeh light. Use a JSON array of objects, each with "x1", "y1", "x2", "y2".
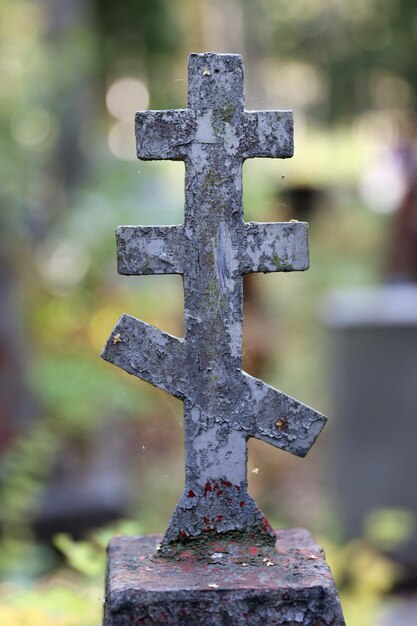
[{"x1": 106, "y1": 78, "x2": 149, "y2": 122}]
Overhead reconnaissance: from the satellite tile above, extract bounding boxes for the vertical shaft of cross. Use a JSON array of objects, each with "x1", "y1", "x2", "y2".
[{"x1": 182, "y1": 54, "x2": 247, "y2": 489}]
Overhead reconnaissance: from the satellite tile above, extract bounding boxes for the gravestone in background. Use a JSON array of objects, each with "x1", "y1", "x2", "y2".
[
  {"x1": 101, "y1": 52, "x2": 345, "y2": 626},
  {"x1": 323, "y1": 286, "x2": 417, "y2": 563}
]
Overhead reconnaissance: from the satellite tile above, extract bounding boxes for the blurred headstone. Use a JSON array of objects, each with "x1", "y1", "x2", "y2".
[
  {"x1": 102, "y1": 52, "x2": 344, "y2": 625},
  {"x1": 323, "y1": 286, "x2": 417, "y2": 556},
  {"x1": 34, "y1": 425, "x2": 131, "y2": 540}
]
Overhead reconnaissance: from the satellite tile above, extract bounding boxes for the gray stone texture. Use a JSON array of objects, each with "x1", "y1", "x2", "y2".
[
  {"x1": 104, "y1": 530, "x2": 345, "y2": 626},
  {"x1": 101, "y1": 53, "x2": 327, "y2": 552}
]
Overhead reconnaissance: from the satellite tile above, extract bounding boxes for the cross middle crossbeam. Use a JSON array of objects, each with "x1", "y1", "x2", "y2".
[{"x1": 116, "y1": 221, "x2": 309, "y2": 276}]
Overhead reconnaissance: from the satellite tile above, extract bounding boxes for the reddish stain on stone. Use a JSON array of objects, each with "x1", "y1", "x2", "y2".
[
  {"x1": 221, "y1": 480, "x2": 232, "y2": 488},
  {"x1": 187, "y1": 490, "x2": 196, "y2": 498},
  {"x1": 249, "y1": 546, "x2": 260, "y2": 556},
  {"x1": 180, "y1": 561, "x2": 193, "y2": 574},
  {"x1": 204, "y1": 481, "x2": 212, "y2": 496},
  {"x1": 178, "y1": 549, "x2": 194, "y2": 560},
  {"x1": 203, "y1": 516, "x2": 215, "y2": 532},
  {"x1": 239, "y1": 501, "x2": 245, "y2": 507},
  {"x1": 217, "y1": 490, "x2": 223, "y2": 497},
  {"x1": 217, "y1": 515, "x2": 223, "y2": 522}
]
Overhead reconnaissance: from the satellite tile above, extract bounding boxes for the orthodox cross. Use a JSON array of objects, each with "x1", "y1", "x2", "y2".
[{"x1": 102, "y1": 53, "x2": 327, "y2": 552}]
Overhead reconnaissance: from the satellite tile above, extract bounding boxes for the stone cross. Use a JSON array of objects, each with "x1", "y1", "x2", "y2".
[{"x1": 101, "y1": 53, "x2": 327, "y2": 553}]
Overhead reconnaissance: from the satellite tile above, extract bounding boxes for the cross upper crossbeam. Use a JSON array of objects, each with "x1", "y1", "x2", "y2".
[
  {"x1": 135, "y1": 58, "x2": 293, "y2": 162},
  {"x1": 136, "y1": 108, "x2": 293, "y2": 160},
  {"x1": 102, "y1": 53, "x2": 327, "y2": 552}
]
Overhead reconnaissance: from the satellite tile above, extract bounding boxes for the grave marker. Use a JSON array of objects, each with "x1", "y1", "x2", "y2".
[
  {"x1": 102, "y1": 52, "x2": 326, "y2": 550},
  {"x1": 102, "y1": 52, "x2": 345, "y2": 625}
]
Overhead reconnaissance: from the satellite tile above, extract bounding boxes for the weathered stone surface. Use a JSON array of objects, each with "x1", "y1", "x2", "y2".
[
  {"x1": 104, "y1": 529, "x2": 345, "y2": 626},
  {"x1": 101, "y1": 52, "x2": 327, "y2": 551},
  {"x1": 116, "y1": 226, "x2": 184, "y2": 275},
  {"x1": 242, "y1": 222, "x2": 309, "y2": 273},
  {"x1": 116, "y1": 221, "x2": 309, "y2": 276},
  {"x1": 105, "y1": 315, "x2": 185, "y2": 399}
]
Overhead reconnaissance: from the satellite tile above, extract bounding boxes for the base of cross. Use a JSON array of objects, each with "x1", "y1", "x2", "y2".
[{"x1": 104, "y1": 528, "x2": 345, "y2": 625}]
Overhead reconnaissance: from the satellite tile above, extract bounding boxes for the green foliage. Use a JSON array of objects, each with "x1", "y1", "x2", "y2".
[
  {"x1": 244, "y1": 0, "x2": 417, "y2": 119},
  {"x1": 96, "y1": 0, "x2": 182, "y2": 108},
  {"x1": 1, "y1": 581, "x2": 102, "y2": 626},
  {"x1": 53, "y1": 534, "x2": 104, "y2": 579},
  {"x1": 364, "y1": 508, "x2": 416, "y2": 552},
  {"x1": 0, "y1": 418, "x2": 57, "y2": 578},
  {"x1": 97, "y1": 0, "x2": 180, "y2": 62},
  {"x1": 53, "y1": 520, "x2": 145, "y2": 579},
  {"x1": 323, "y1": 537, "x2": 400, "y2": 626},
  {"x1": 29, "y1": 354, "x2": 149, "y2": 437}
]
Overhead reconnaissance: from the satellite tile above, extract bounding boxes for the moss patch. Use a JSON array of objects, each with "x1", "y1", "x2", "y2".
[{"x1": 220, "y1": 102, "x2": 234, "y2": 123}]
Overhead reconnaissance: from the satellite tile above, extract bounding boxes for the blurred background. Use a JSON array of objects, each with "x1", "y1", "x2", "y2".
[{"x1": 1, "y1": 0, "x2": 417, "y2": 624}]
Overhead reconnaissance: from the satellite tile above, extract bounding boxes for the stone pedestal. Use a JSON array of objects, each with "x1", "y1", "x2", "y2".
[{"x1": 104, "y1": 529, "x2": 345, "y2": 625}]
